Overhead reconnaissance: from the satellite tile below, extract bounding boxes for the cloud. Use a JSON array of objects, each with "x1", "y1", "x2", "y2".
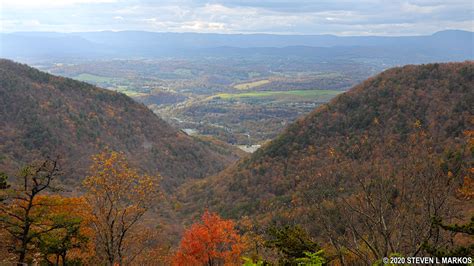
[
  {"x1": 401, "y1": 2, "x2": 444, "y2": 14},
  {"x1": 181, "y1": 21, "x2": 227, "y2": 31},
  {"x1": 1, "y1": 19, "x2": 42, "y2": 28},
  {"x1": 2, "y1": 0, "x2": 117, "y2": 8},
  {"x1": 1, "y1": 0, "x2": 472, "y2": 35}
]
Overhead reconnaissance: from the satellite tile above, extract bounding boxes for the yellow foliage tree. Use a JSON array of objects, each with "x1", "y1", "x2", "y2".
[{"x1": 83, "y1": 150, "x2": 161, "y2": 266}]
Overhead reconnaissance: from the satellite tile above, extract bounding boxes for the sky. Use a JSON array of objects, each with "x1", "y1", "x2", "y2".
[{"x1": 1, "y1": 0, "x2": 473, "y2": 35}]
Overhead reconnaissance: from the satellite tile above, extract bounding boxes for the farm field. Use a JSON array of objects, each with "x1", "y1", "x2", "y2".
[
  {"x1": 212, "y1": 89, "x2": 341, "y2": 101},
  {"x1": 73, "y1": 73, "x2": 117, "y2": 83},
  {"x1": 114, "y1": 86, "x2": 148, "y2": 97},
  {"x1": 233, "y1": 79, "x2": 270, "y2": 90}
]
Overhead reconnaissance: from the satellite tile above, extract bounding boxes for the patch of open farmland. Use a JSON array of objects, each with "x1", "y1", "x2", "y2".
[
  {"x1": 233, "y1": 79, "x2": 271, "y2": 90},
  {"x1": 212, "y1": 89, "x2": 342, "y2": 101},
  {"x1": 73, "y1": 73, "x2": 118, "y2": 83}
]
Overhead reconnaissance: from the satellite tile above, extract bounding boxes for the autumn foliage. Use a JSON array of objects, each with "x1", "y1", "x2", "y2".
[
  {"x1": 173, "y1": 211, "x2": 245, "y2": 266},
  {"x1": 0, "y1": 159, "x2": 93, "y2": 264},
  {"x1": 83, "y1": 150, "x2": 161, "y2": 265},
  {"x1": 33, "y1": 195, "x2": 94, "y2": 264}
]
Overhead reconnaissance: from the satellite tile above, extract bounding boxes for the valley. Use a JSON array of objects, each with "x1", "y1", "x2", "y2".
[{"x1": 35, "y1": 57, "x2": 375, "y2": 149}]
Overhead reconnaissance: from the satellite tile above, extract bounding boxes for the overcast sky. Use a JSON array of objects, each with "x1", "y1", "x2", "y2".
[{"x1": 1, "y1": 0, "x2": 473, "y2": 35}]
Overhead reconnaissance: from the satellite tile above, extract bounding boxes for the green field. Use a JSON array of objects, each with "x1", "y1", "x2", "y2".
[
  {"x1": 233, "y1": 79, "x2": 271, "y2": 90},
  {"x1": 212, "y1": 89, "x2": 342, "y2": 101},
  {"x1": 114, "y1": 86, "x2": 147, "y2": 97},
  {"x1": 73, "y1": 74, "x2": 146, "y2": 97},
  {"x1": 73, "y1": 73, "x2": 117, "y2": 83}
]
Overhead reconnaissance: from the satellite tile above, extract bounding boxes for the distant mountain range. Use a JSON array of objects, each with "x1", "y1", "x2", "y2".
[{"x1": 1, "y1": 30, "x2": 472, "y2": 63}]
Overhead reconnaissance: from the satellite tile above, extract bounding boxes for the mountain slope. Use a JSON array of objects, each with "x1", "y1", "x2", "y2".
[
  {"x1": 0, "y1": 59, "x2": 238, "y2": 189},
  {"x1": 178, "y1": 62, "x2": 473, "y2": 219}
]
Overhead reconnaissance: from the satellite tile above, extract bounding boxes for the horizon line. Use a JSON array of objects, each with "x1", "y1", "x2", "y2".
[{"x1": 1, "y1": 29, "x2": 472, "y2": 38}]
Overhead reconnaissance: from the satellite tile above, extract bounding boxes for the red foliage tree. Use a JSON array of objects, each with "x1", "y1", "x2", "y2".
[{"x1": 173, "y1": 211, "x2": 245, "y2": 266}]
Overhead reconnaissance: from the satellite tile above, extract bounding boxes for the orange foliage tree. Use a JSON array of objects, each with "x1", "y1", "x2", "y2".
[
  {"x1": 173, "y1": 211, "x2": 245, "y2": 266},
  {"x1": 0, "y1": 159, "x2": 93, "y2": 265},
  {"x1": 34, "y1": 195, "x2": 94, "y2": 265},
  {"x1": 83, "y1": 150, "x2": 161, "y2": 266},
  {"x1": 0, "y1": 159, "x2": 61, "y2": 264}
]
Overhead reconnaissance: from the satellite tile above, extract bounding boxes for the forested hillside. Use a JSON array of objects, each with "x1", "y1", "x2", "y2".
[
  {"x1": 178, "y1": 62, "x2": 474, "y2": 263},
  {"x1": 0, "y1": 59, "x2": 239, "y2": 189}
]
